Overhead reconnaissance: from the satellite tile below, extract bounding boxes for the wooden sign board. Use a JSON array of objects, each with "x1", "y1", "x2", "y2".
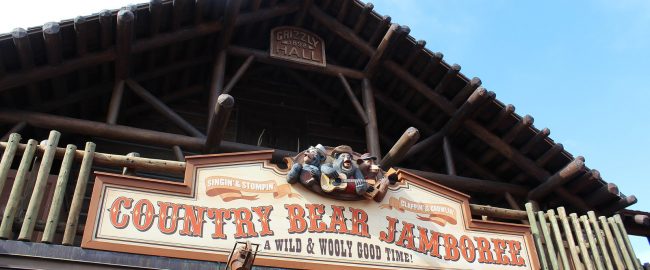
[
  {"x1": 270, "y1": 26, "x2": 326, "y2": 67},
  {"x1": 82, "y1": 151, "x2": 539, "y2": 270}
]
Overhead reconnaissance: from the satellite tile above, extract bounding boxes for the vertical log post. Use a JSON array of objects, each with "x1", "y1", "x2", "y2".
[
  {"x1": 63, "y1": 142, "x2": 96, "y2": 245},
  {"x1": 613, "y1": 214, "x2": 642, "y2": 270},
  {"x1": 18, "y1": 130, "x2": 61, "y2": 241},
  {"x1": 106, "y1": 9, "x2": 134, "y2": 124},
  {"x1": 42, "y1": 144, "x2": 77, "y2": 243},
  {"x1": 537, "y1": 210, "x2": 558, "y2": 269},
  {"x1": 607, "y1": 217, "x2": 635, "y2": 270},
  {"x1": 599, "y1": 216, "x2": 625, "y2": 270},
  {"x1": 547, "y1": 209, "x2": 571, "y2": 270},
  {"x1": 362, "y1": 78, "x2": 381, "y2": 159},
  {"x1": 172, "y1": 145, "x2": 185, "y2": 161},
  {"x1": 580, "y1": 215, "x2": 605, "y2": 270},
  {"x1": 570, "y1": 213, "x2": 594, "y2": 270},
  {"x1": 122, "y1": 152, "x2": 140, "y2": 175},
  {"x1": 0, "y1": 133, "x2": 20, "y2": 195},
  {"x1": 379, "y1": 127, "x2": 419, "y2": 169},
  {"x1": 587, "y1": 211, "x2": 614, "y2": 270},
  {"x1": 557, "y1": 207, "x2": 583, "y2": 270},
  {"x1": 208, "y1": 51, "x2": 227, "y2": 127},
  {"x1": 205, "y1": 94, "x2": 234, "y2": 153},
  {"x1": 442, "y1": 137, "x2": 456, "y2": 175},
  {"x1": 524, "y1": 203, "x2": 549, "y2": 270},
  {"x1": 0, "y1": 139, "x2": 37, "y2": 239}
]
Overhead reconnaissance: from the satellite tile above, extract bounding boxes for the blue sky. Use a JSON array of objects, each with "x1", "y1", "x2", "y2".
[{"x1": 371, "y1": 0, "x2": 650, "y2": 262}]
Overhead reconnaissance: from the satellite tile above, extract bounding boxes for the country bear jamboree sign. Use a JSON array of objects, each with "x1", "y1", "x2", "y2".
[{"x1": 82, "y1": 151, "x2": 538, "y2": 270}]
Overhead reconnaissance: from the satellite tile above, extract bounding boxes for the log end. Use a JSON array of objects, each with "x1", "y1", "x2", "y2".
[
  {"x1": 42, "y1": 22, "x2": 60, "y2": 35},
  {"x1": 505, "y1": 104, "x2": 515, "y2": 113},
  {"x1": 415, "y1": 40, "x2": 426, "y2": 48},
  {"x1": 363, "y1": 2, "x2": 374, "y2": 10},
  {"x1": 217, "y1": 94, "x2": 235, "y2": 108},
  {"x1": 590, "y1": 169, "x2": 601, "y2": 180},
  {"x1": 99, "y1": 9, "x2": 112, "y2": 19},
  {"x1": 540, "y1": 127, "x2": 550, "y2": 136},
  {"x1": 450, "y1": 64, "x2": 461, "y2": 72},
  {"x1": 634, "y1": 215, "x2": 650, "y2": 226},
  {"x1": 117, "y1": 9, "x2": 135, "y2": 22},
  {"x1": 74, "y1": 16, "x2": 87, "y2": 25},
  {"x1": 432, "y1": 52, "x2": 444, "y2": 61},
  {"x1": 576, "y1": 155, "x2": 585, "y2": 162},
  {"x1": 11, "y1": 28, "x2": 28, "y2": 39},
  {"x1": 469, "y1": 77, "x2": 482, "y2": 87},
  {"x1": 522, "y1": 114, "x2": 534, "y2": 126},
  {"x1": 405, "y1": 127, "x2": 420, "y2": 139},
  {"x1": 398, "y1": 25, "x2": 411, "y2": 35},
  {"x1": 607, "y1": 182, "x2": 619, "y2": 194},
  {"x1": 150, "y1": 0, "x2": 162, "y2": 6},
  {"x1": 625, "y1": 195, "x2": 637, "y2": 205}
]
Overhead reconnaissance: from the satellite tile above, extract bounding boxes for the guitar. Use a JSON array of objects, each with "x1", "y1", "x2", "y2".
[{"x1": 320, "y1": 172, "x2": 375, "y2": 193}]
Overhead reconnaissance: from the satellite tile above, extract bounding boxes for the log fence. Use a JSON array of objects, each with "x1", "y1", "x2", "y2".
[{"x1": 526, "y1": 203, "x2": 645, "y2": 269}]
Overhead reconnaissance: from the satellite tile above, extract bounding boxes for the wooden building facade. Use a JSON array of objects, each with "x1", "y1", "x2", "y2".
[{"x1": 0, "y1": 0, "x2": 647, "y2": 269}]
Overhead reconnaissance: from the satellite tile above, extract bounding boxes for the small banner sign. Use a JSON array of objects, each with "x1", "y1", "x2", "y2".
[
  {"x1": 82, "y1": 151, "x2": 538, "y2": 270},
  {"x1": 270, "y1": 26, "x2": 326, "y2": 67}
]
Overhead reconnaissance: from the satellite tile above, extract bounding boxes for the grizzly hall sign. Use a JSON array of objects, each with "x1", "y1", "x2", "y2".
[
  {"x1": 82, "y1": 151, "x2": 538, "y2": 270},
  {"x1": 270, "y1": 26, "x2": 326, "y2": 67}
]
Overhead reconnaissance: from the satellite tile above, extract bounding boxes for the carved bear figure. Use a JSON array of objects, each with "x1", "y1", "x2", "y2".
[
  {"x1": 287, "y1": 144, "x2": 327, "y2": 186},
  {"x1": 320, "y1": 145, "x2": 368, "y2": 196}
]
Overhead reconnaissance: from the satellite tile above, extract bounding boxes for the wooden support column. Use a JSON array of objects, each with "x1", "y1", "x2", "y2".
[
  {"x1": 380, "y1": 127, "x2": 419, "y2": 169},
  {"x1": 442, "y1": 137, "x2": 456, "y2": 175},
  {"x1": 125, "y1": 79, "x2": 205, "y2": 137},
  {"x1": 209, "y1": 51, "x2": 227, "y2": 127},
  {"x1": 106, "y1": 9, "x2": 134, "y2": 124},
  {"x1": 401, "y1": 168, "x2": 529, "y2": 197},
  {"x1": 172, "y1": 145, "x2": 185, "y2": 162},
  {"x1": 362, "y1": 78, "x2": 381, "y2": 159},
  {"x1": 18, "y1": 130, "x2": 60, "y2": 241},
  {"x1": 223, "y1": 55, "x2": 255, "y2": 95},
  {"x1": 527, "y1": 158, "x2": 585, "y2": 200},
  {"x1": 63, "y1": 142, "x2": 95, "y2": 245},
  {"x1": 12, "y1": 28, "x2": 40, "y2": 104},
  {"x1": 42, "y1": 144, "x2": 76, "y2": 243},
  {"x1": 221, "y1": 0, "x2": 242, "y2": 49},
  {"x1": 205, "y1": 94, "x2": 234, "y2": 153},
  {"x1": 338, "y1": 74, "x2": 368, "y2": 124}
]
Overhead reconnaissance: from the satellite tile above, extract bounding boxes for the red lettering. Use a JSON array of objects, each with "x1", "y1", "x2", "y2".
[
  {"x1": 507, "y1": 240, "x2": 526, "y2": 266},
  {"x1": 443, "y1": 234, "x2": 460, "y2": 261},
  {"x1": 306, "y1": 204, "x2": 326, "y2": 233},
  {"x1": 379, "y1": 216, "x2": 398, "y2": 244},
  {"x1": 459, "y1": 235, "x2": 476, "y2": 262},
  {"x1": 232, "y1": 208, "x2": 258, "y2": 238},
  {"x1": 326, "y1": 205, "x2": 349, "y2": 234},
  {"x1": 179, "y1": 205, "x2": 206, "y2": 237},
  {"x1": 157, "y1": 201, "x2": 180, "y2": 234},
  {"x1": 285, "y1": 204, "x2": 307, "y2": 233},
  {"x1": 475, "y1": 237, "x2": 495, "y2": 263},
  {"x1": 395, "y1": 221, "x2": 416, "y2": 250},
  {"x1": 109, "y1": 196, "x2": 132, "y2": 229},
  {"x1": 417, "y1": 226, "x2": 441, "y2": 258},
  {"x1": 252, "y1": 206, "x2": 274, "y2": 236},
  {"x1": 206, "y1": 208, "x2": 232, "y2": 239},
  {"x1": 491, "y1": 239, "x2": 508, "y2": 264},
  {"x1": 349, "y1": 207, "x2": 370, "y2": 238},
  {"x1": 132, "y1": 199, "x2": 154, "y2": 232}
]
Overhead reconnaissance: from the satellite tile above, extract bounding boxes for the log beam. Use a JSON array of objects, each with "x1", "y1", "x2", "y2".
[
  {"x1": 527, "y1": 158, "x2": 585, "y2": 200},
  {"x1": 208, "y1": 51, "x2": 227, "y2": 127},
  {"x1": 223, "y1": 55, "x2": 255, "y2": 95},
  {"x1": 585, "y1": 183, "x2": 619, "y2": 207},
  {"x1": 373, "y1": 91, "x2": 433, "y2": 134},
  {"x1": 205, "y1": 94, "x2": 235, "y2": 153},
  {"x1": 338, "y1": 74, "x2": 368, "y2": 124},
  {"x1": 309, "y1": 6, "x2": 374, "y2": 55},
  {"x1": 401, "y1": 168, "x2": 529, "y2": 197},
  {"x1": 601, "y1": 196, "x2": 638, "y2": 216},
  {"x1": 0, "y1": 110, "x2": 296, "y2": 161},
  {"x1": 364, "y1": 24, "x2": 408, "y2": 77},
  {"x1": 442, "y1": 137, "x2": 456, "y2": 175},
  {"x1": 470, "y1": 204, "x2": 528, "y2": 221},
  {"x1": 228, "y1": 45, "x2": 364, "y2": 79},
  {"x1": 520, "y1": 127, "x2": 550, "y2": 155},
  {"x1": 362, "y1": 78, "x2": 381, "y2": 159},
  {"x1": 12, "y1": 28, "x2": 40, "y2": 103},
  {"x1": 220, "y1": 0, "x2": 242, "y2": 49},
  {"x1": 125, "y1": 79, "x2": 205, "y2": 137},
  {"x1": 380, "y1": 127, "x2": 419, "y2": 169},
  {"x1": 106, "y1": 9, "x2": 134, "y2": 124}
]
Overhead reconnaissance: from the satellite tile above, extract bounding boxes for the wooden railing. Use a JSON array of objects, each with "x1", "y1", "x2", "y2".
[{"x1": 526, "y1": 203, "x2": 644, "y2": 270}]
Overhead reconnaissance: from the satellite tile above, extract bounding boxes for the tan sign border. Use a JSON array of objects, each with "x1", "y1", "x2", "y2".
[{"x1": 82, "y1": 150, "x2": 540, "y2": 270}]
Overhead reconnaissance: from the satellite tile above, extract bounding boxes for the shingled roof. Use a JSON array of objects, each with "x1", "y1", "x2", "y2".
[{"x1": 0, "y1": 0, "x2": 646, "y2": 235}]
